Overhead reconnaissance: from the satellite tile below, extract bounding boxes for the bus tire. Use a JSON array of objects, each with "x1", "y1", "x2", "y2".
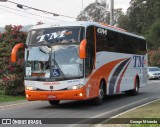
[
  {"x1": 124, "y1": 90, "x2": 131, "y2": 95},
  {"x1": 130, "y1": 78, "x2": 139, "y2": 95},
  {"x1": 49, "y1": 100, "x2": 60, "y2": 105},
  {"x1": 93, "y1": 81, "x2": 105, "y2": 105},
  {"x1": 125, "y1": 78, "x2": 139, "y2": 96}
]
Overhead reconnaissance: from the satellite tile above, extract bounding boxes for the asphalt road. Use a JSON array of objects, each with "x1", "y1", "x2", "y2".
[{"x1": 0, "y1": 80, "x2": 160, "y2": 127}]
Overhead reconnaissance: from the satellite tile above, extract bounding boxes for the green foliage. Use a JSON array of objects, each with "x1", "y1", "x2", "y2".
[
  {"x1": 77, "y1": 2, "x2": 110, "y2": 23},
  {"x1": 117, "y1": 14, "x2": 130, "y2": 30},
  {"x1": 117, "y1": 0, "x2": 160, "y2": 66},
  {"x1": 147, "y1": 19, "x2": 160, "y2": 49},
  {"x1": 118, "y1": 0, "x2": 160, "y2": 35},
  {"x1": 130, "y1": 124, "x2": 159, "y2": 127},
  {"x1": 0, "y1": 94, "x2": 25, "y2": 102},
  {"x1": 0, "y1": 25, "x2": 27, "y2": 95}
]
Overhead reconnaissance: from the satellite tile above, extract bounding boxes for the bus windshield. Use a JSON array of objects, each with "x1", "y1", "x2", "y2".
[
  {"x1": 28, "y1": 27, "x2": 83, "y2": 45},
  {"x1": 25, "y1": 45, "x2": 83, "y2": 80}
]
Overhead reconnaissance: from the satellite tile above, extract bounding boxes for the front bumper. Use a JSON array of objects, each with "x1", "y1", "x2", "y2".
[
  {"x1": 25, "y1": 87, "x2": 86, "y2": 101},
  {"x1": 149, "y1": 75, "x2": 160, "y2": 79}
]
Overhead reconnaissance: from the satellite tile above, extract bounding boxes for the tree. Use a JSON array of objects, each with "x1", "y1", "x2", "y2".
[
  {"x1": 77, "y1": 1, "x2": 110, "y2": 24},
  {"x1": 77, "y1": 1, "x2": 124, "y2": 25},
  {"x1": 117, "y1": 14, "x2": 130, "y2": 30},
  {"x1": 0, "y1": 25, "x2": 27, "y2": 95},
  {"x1": 117, "y1": 0, "x2": 148, "y2": 34},
  {"x1": 117, "y1": 0, "x2": 160, "y2": 49},
  {"x1": 147, "y1": 19, "x2": 160, "y2": 49},
  {"x1": 113, "y1": 8, "x2": 124, "y2": 24}
]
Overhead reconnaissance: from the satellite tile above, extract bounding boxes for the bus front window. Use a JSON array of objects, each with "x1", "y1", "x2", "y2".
[
  {"x1": 26, "y1": 46, "x2": 50, "y2": 78},
  {"x1": 52, "y1": 45, "x2": 83, "y2": 78},
  {"x1": 25, "y1": 45, "x2": 83, "y2": 80}
]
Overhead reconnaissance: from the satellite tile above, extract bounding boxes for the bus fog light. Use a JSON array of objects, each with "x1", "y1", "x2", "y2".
[
  {"x1": 26, "y1": 94, "x2": 29, "y2": 98},
  {"x1": 67, "y1": 84, "x2": 83, "y2": 90},
  {"x1": 79, "y1": 93, "x2": 83, "y2": 96}
]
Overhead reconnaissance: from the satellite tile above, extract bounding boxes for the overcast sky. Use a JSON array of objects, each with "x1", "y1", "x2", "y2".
[{"x1": 0, "y1": 0, "x2": 130, "y2": 27}]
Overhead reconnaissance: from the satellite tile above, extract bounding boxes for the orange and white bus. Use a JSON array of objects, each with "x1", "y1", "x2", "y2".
[{"x1": 11, "y1": 21, "x2": 147, "y2": 105}]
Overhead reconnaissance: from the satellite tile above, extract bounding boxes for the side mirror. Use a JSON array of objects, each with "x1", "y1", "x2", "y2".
[
  {"x1": 79, "y1": 39, "x2": 87, "y2": 59},
  {"x1": 11, "y1": 43, "x2": 24, "y2": 62}
]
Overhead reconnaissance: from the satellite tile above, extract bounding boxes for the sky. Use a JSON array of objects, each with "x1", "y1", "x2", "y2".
[{"x1": 0, "y1": 0, "x2": 131, "y2": 27}]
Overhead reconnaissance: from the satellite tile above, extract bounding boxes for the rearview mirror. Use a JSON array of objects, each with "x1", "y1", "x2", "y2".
[
  {"x1": 79, "y1": 39, "x2": 87, "y2": 59},
  {"x1": 11, "y1": 43, "x2": 24, "y2": 62}
]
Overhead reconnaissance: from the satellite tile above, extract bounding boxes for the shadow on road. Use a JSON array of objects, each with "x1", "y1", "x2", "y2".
[{"x1": 36, "y1": 93, "x2": 145, "y2": 110}]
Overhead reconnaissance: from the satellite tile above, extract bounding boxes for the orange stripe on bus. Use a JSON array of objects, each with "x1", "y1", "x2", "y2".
[{"x1": 86, "y1": 58, "x2": 128, "y2": 98}]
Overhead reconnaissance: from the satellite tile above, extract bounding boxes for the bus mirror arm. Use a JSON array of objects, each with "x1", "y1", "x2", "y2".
[
  {"x1": 11, "y1": 43, "x2": 24, "y2": 62},
  {"x1": 79, "y1": 39, "x2": 87, "y2": 59}
]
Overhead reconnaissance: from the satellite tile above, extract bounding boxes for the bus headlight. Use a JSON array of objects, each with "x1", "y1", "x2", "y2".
[
  {"x1": 67, "y1": 85, "x2": 84, "y2": 90},
  {"x1": 26, "y1": 86, "x2": 37, "y2": 91}
]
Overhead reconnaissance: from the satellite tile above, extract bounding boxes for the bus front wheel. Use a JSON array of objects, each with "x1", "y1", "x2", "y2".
[
  {"x1": 93, "y1": 81, "x2": 105, "y2": 105},
  {"x1": 49, "y1": 100, "x2": 60, "y2": 105}
]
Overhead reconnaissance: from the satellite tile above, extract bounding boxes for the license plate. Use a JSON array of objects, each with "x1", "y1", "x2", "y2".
[{"x1": 48, "y1": 95, "x2": 56, "y2": 99}]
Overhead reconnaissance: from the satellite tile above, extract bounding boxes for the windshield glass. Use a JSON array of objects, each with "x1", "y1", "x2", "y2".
[
  {"x1": 148, "y1": 67, "x2": 160, "y2": 72},
  {"x1": 25, "y1": 45, "x2": 83, "y2": 80},
  {"x1": 28, "y1": 27, "x2": 82, "y2": 45}
]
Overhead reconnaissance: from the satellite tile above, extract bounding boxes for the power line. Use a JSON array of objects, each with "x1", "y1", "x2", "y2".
[
  {"x1": 7, "y1": 0, "x2": 76, "y2": 19},
  {"x1": 0, "y1": 5, "x2": 65, "y2": 22},
  {"x1": 0, "y1": 7, "x2": 53, "y2": 23}
]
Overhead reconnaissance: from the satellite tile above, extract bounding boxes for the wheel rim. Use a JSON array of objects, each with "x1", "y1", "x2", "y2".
[
  {"x1": 135, "y1": 80, "x2": 139, "y2": 93},
  {"x1": 136, "y1": 86, "x2": 138, "y2": 92},
  {"x1": 99, "y1": 83, "x2": 104, "y2": 99}
]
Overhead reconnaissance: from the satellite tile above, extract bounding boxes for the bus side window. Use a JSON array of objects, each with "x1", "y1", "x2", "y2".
[{"x1": 96, "y1": 28, "x2": 116, "y2": 52}]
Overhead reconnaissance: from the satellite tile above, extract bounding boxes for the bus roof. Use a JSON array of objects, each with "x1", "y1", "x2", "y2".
[{"x1": 30, "y1": 21, "x2": 145, "y2": 40}]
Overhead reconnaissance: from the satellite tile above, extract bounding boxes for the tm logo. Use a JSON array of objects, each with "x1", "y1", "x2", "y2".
[{"x1": 133, "y1": 56, "x2": 145, "y2": 67}]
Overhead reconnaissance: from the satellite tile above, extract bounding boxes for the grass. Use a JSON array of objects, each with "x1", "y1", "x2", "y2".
[
  {"x1": 130, "y1": 125, "x2": 159, "y2": 127},
  {"x1": 117, "y1": 100, "x2": 160, "y2": 127},
  {"x1": 100, "y1": 100, "x2": 160, "y2": 127},
  {"x1": 118, "y1": 100, "x2": 160, "y2": 118},
  {"x1": 0, "y1": 79, "x2": 25, "y2": 102},
  {"x1": 0, "y1": 90, "x2": 25, "y2": 103}
]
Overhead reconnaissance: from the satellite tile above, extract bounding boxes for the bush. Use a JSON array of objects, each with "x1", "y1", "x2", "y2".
[
  {"x1": 148, "y1": 48, "x2": 160, "y2": 67},
  {"x1": 4, "y1": 79, "x2": 25, "y2": 95},
  {"x1": 0, "y1": 25, "x2": 27, "y2": 95}
]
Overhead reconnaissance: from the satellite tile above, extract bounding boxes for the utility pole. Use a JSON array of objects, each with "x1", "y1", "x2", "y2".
[{"x1": 110, "y1": 0, "x2": 114, "y2": 26}]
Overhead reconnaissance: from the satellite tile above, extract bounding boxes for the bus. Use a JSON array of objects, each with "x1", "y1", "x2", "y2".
[{"x1": 11, "y1": 21, "x2": 148, "y2": 105}]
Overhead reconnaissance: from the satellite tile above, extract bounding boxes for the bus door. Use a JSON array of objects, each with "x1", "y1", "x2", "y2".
[{"x1": 85, "y1": 26, "x2": 96, "y2": 97}]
